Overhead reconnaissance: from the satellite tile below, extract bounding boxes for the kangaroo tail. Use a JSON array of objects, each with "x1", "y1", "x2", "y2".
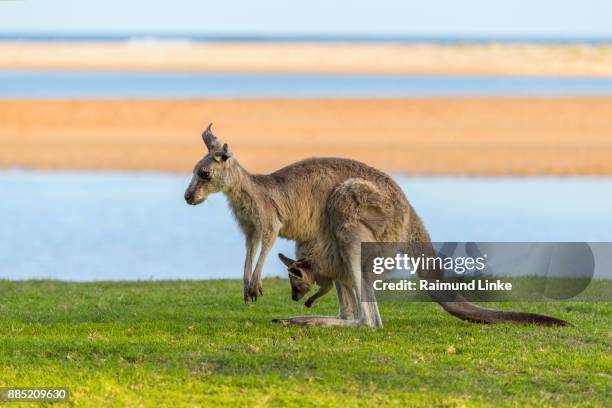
[
  {"x1": 408, "y1": 239, "x2": 571, "y2": 326},
  {"x1": 434, "y1": 293, "x2": 570, "y2": 326}
]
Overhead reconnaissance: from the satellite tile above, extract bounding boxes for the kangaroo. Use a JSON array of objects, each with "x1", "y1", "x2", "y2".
[
  {"x1": 278, "y1": 253, "x2": 334, "y2": 308},
  {"x1": 185, "y1": 124, "x2": 569, "y2": 327}
]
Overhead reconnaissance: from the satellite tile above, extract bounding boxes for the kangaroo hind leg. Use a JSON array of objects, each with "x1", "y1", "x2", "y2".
[
  {"x1": 272, "y1": 316, "x2": 362, "y2": 327},
  {"x1": 336, "y1": 223, "x2": 383, "y2": 328}
]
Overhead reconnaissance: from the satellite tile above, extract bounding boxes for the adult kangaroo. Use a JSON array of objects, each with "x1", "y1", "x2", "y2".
[{"x1": 185, "y1": 124, "x2": 569, "y2": 328}]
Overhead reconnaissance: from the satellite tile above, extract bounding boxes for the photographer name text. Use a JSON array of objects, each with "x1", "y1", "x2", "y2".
[{"x1": 373, "y1": 279, "x2": 513, "y2": 292}]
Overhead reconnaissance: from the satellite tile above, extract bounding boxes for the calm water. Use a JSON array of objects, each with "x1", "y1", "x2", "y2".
[
  {"x1": 3, "y1": 71, "x2": 612, "y2": 98},
  {"x1": 1, "y1": 171, "x2": 612, "y2": 281},
  {"x1": 2, "y1": 34, "x2": 612, "y2": 44}
]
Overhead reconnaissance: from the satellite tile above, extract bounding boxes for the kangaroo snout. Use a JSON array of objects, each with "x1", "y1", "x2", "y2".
[{"x1": 184, "y1": 191, "x2": 194, "y2": 204}]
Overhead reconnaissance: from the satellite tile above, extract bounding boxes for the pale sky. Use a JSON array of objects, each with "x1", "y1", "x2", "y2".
[{"x1": 0, "y1": 0, "x2": 610, "y2": 38}]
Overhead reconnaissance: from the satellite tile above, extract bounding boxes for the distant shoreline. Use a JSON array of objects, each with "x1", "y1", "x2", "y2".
[
  {"x1": 1, "y1": 41, "x2": 612, "y2": 76},
  {"x1": 2, "y1": 98, "x2": 611, "y2": 175}
]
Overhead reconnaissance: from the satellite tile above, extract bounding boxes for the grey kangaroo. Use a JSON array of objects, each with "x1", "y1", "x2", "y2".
[
  {"x1": 185, "y1": 124, "x2": 569, "y2": 328},
  {"x1": 278, "y1": 253, "x2": 333, "y2": 308}
]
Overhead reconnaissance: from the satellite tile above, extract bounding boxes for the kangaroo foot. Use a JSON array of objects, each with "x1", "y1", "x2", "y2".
[
  {"x1": 245, "y1": 278, "x2": 263, "y2": 302},
  {"x1": 272, "y1": 316, "x2": 362, "y2": 327}
]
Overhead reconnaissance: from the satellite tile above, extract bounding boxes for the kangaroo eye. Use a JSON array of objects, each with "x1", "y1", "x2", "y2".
[{"x1": 198, "y1": 169, "x2": 211, "y2": 180}]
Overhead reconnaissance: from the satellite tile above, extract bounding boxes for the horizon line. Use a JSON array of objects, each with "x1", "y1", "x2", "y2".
[{"x1": 1, "y1": 32, "x2": 612, "y2": 44}]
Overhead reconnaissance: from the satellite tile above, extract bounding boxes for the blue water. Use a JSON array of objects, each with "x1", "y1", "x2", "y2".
[
  {"x1": 3, "y1": 71, "x2": 612, "y2": 98},
  {"x1": 2, "y1": 33, "x2": 612, "y2": 44},
  {"x1": 1, "y1": 170, "x2": 612, "y2": 281}
]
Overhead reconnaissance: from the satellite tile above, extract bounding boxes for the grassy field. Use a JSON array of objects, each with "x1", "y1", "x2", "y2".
[{"x1": 0, "y1": 279, "x2": 609, "y2": 407}]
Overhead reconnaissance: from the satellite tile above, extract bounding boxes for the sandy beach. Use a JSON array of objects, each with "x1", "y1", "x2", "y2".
[
  {"x1": 1, "y1": 42, "x2": 612, "y2": 76},
  {"x1": 1, "y1": 98, "x2": 611, "y2": 175}
]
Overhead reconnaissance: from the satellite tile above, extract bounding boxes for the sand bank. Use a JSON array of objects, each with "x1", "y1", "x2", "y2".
[
  {"x1": 1, "y1": 42, "x2": 612, "y2": 76},
  {"x1": 2, "y1": 98, "x2": 611, "y2": 175}
]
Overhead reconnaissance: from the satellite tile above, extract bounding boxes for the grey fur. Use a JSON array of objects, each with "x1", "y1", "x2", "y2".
[
  {"x1": 185, "y1": 125, "x2": 569, "y2": 328},
  {"x1": 278, "y1": 253, "x2": 334, "y2": 307}
]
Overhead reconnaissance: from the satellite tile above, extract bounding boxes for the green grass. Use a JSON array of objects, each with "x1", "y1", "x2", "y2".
[{"x1": 0, "y1": 279, "x2": 609, "y2": 407}]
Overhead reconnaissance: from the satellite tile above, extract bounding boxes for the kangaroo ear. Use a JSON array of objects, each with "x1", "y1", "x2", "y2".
[
  {"x1": 278, "y1": 253, "x2": 296, "y2": 267},
  {"x1": 213, "y1": 143, "x2": 232, "y2": 162},
  {"x1": 202, "y1": 123, "x2": 223, "y2": 152},
  {"x1": 296, "y1": 259, "x2": 311, "y2": 270},
  {"x1": 289, "y1": 268, "x2": 303, "y2": 278}
]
